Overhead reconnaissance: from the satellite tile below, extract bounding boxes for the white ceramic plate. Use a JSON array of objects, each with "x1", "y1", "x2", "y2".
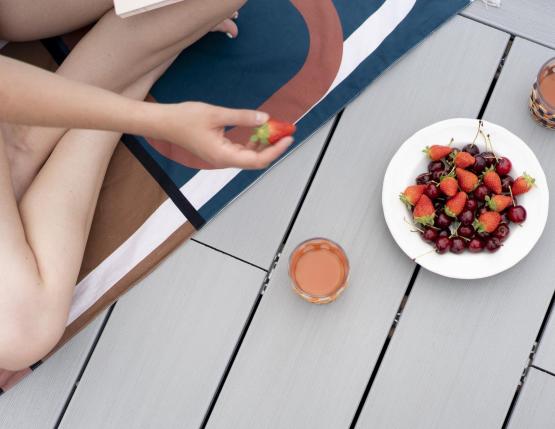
[{"x1": 382, "y1": 118, "x2": 549, "y2": 279}]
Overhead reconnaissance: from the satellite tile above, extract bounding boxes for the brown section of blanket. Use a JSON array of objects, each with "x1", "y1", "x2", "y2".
[{"x1": 77, "y1": 143, "x2": 169, "y2": 282}]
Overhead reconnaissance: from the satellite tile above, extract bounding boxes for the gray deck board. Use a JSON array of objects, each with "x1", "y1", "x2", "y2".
[
  {"x1": 206, "y1": 17, "x2": 507, "y2": 429},
  {"x1": 509, "y1": 368, "x2": 555, "y2": 429},
  {"x1": 357, "y1": 38, "x2": 555, "y2": 429},
  {"x1": 0, "y1": 313, "x2": 106, "y2": 429},
  {"x1": 462, "y1": 0, "x2": 555, "y2": 49},
  {"x1": 58, "y1": 241, "x2": 266, "y2": 429},
  {"x1": 195, "y1": 122, "x2": 332, "y2": 269},
  {"x1": 533, "y1": 310, "x2": 555, "y2": 374}
]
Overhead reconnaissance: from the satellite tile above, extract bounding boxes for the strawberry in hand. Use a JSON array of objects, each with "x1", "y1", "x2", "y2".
[{"x1": 251, "y1": 118, "x2": 297, "y2": 145}]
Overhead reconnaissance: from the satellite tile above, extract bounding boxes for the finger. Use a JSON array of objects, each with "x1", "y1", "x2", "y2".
[
  {"x1": 211, "y1": 19, "x2": 239, "y2": 38},
  {"x1": 224, "y1": 137, "x2": 294, "y2": 169},
  {"x1": 232, "y1": 11, "x2": 239, "y2": 20},
  {"x1": 213, "y1": 107, "x2": 269, "y2": 128}
]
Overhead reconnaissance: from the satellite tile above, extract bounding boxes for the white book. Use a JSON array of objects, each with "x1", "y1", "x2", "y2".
[{"x1": 114, "y1": 0, "x2": 185, "y2": 18}]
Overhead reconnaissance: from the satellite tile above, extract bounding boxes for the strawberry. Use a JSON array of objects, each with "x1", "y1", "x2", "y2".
[
  {"x1": 439, "y1": 176, "x2": 458, "y2": 197},
  {"x1": 413, "y1": 194, "x2": 435, "y2": 226},
  {"x1": 456, "y1": 168, "x2": 479, "y2": 193},
  {"x1": 485, "y1": 195, "x2": 512, "y2": 212},
  {"x1": 250, "y1": 118, "x2": 296, "y2": 145},
  {"x1": 473, "y1": 211, "x2": 501, "y2": 233},
  {"x1": 453, "y1": 151, "x2": 475, "y2": 168},
  {"x1": 423, "y1": 145, "x2": 453, "y2": 161},
  {"x1": 444, "y1": 191, "x2": 467, "y2": 218},
  {"x1": 511, "y1": 173, "x2": 536, "y2": 196},
  {"x1": 483, "y1": 167, "x2": 502, "y2": 194},
  {"x1": 400, "y1": 184, "x2": 426, "y2": 207}
]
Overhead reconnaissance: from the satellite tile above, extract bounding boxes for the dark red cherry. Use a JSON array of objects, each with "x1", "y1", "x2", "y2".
[
  {"x1": 472, "y1": 156, "x2": 487, "y2": 174},
  {"x1": 496, "y1": 157, "x2": 512, "y2": 175},
  {"x1": 465, "y1": 198, "x2": 478, "y2": 212},
  {"x1": 458, "y1": 210, "x2": 475, "y2": 225},
  {"x1": 428, "y1": 161, "x2": 445, "y2": 173},
  {"x1": 458, "y1": 225, "x2": 475, "y2": 239},
  {"x1": 450, "y1": 237, "x2": 466, "y2": 254},
  {"x1": 425, "y1": 183, "x2": 441, "y2": 200},
  {"x1": 435, "y1": 212, "x2": 452, "y2": 229},
  {"x1": 493, "y1": 223, "x2": 510, "y2": 242},
  {"x1": 462, "y1": 144, "x2": 479, "y2": 156},
  {"x1": 474, "y1": 185, "x2": 490, "y2": 202},
  {"x1": 416, "y1": 173, "x2": 433, "y2": 185},
  {"x1": 507, "y1": 205, "x2": 527, "y2": 223},
  {"x1": 422, "y1": 227, "x2": 439, "y2": 243},
  {"x1": 485, "y1": 236, "x2": 502, "y2": 252},
  {"x1": 468, "y1": 238, "x2": 485, "y2": 253},
  {"x1": 435, "y1": 237, "x2": 452, "y2": 254},
  {"x1": 501, "y1": 175, "x2": 514, "y2": 193}
]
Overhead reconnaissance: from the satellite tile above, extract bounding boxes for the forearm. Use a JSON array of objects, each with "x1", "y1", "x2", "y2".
[{"x1": 0, "y1": 55, "x2": 162, "y2": 138}]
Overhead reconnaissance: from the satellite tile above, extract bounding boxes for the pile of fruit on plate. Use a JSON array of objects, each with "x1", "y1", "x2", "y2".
[{"x1": 400, "y1": 125, "x2": 536, "y2": 254}]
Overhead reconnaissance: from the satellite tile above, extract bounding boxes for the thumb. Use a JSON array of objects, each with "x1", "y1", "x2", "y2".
[{"x1": 212, "y1": 107, "x2": 269, "y2": 127}]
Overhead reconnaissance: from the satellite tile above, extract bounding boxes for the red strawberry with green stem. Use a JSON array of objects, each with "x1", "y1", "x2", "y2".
[
  {"x1": 423, "y1": 145, "x2": 453, "y2": 161},
  {"x1": 452, "y1": 151, "x2": 475, "y2": 169},
  {"x1": 439, "y1": 175, "x2": 458, "y2": 197},
  {"x1": 483, "y1": 167, "x2": 502, "y2": 194},
  {"x1": 250, "y1": 118, "x2": 296, "y2": 145},
  {"x1": 400, "y1": 184, "x2": 426, "y2": 207},
  {"x1": 445, "y1": 191, "x2": 468, "y2": 218},
  {"x1": 511, "y1": 173, "x2": 535, "y2": 196},
  {"x1": 473, "y1": 211, "x2": 501, "y2": 233},
  {"x1": 485, "y1": 195, "x2": 512, "y2": 212},
  {"x1": 456, "y1": 168, "x2": 479, "y2": 193},
  {"x1": 413, "y1": 194, "x2": 435, "y2": 226}
]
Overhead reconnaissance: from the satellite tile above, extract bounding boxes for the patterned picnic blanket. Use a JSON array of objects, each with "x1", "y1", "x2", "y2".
[{"x1": 0, "y1": 0, "x2": 469, "y2": 393}]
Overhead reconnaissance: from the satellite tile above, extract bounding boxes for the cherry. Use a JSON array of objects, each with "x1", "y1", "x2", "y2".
[
  {"x1": 425, "y1": 183, "x2": 441, "y2": 200},
  {"x1": 485, "y1": 236, "x2": 502, "y2": 252},
  {"x1": 472, "y1": 156, "x2": 487, "y2": 174},
  {"x1": 474, "y1": 185, "x2": 490, "y2": 201},
  {"x1": 477, "y1": 231, "x2": 490, "y2": 240},
  {"x1": 458, "y1": 225, "x2": 475, "y2": 238},
  {"x1": 450, "y1": 237, "x2": 466, "y2": 254},
  {"x1": 462, "y1": 144, "x2": 479, "y2": 156},
  {"x1": 438, "y1": 229, "x2": 450, "y2": 238},
  {"x1": 428, "y1": 161, "x2": 445, "y2": 173},
  {"x1": 494, "y1": 223, "x2": 510, "y2": 242},
  {"x1": 501, "y1": 175, "x2": 514, "y2": 193},
  {"x1": 422, "y1": 227, "x2": 439, "y2": 243},
  {"x1": 465, "y1": 198, "x2": 478, "y2": 212},
  {"x1": 496, "y1": 157, "x2": 512, "y2": 176},
  {"x1": 434, "y1": 199, "x2": 446, "y2": 210},
  {"x1": 507, "y1": 205, "x2": 527, "y2": 223},
  {"x1": 435, "y1": 212, "x2": 452, "y2": 229},
  {"x1": 480, "y1": 151, "x2": 497, "y2": 167},
  {"x1": 468, "y1": 238, "x2": 485, "y2": 253},
  {"x1": 416, "y1": 173, "x2": 433, "y2": 185},
  {"x1": 432, "y1": 170, "x2": 444, "y2": 182},
  {"x1": 478, "y1": 207, "x2": 488, "y2": 216},
  {"x1": 459, "y1": 210, "x2": 475, "y2": 225},
  {"x1": 435, "y1": 237, "x2": 452, "y2": 254}
]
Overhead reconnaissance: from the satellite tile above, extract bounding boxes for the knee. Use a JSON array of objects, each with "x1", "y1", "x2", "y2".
[
  {"x1": 0, "y1": 306, "x2": 65, "y2": 371},
  {"x1": 0, "y1": 4, "x2": 35, "y2": 42}
]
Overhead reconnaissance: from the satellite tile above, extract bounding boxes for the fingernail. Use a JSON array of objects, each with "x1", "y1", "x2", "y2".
[
  {"x1": 232, "y1": 11, "x2": 239, "y2": 19},
  {"x1": 256, "y1": 112, "x2": 269, "y2": 124},
  {"x1": 226, "y1": 32, "x2": 234, "y2": 39}
]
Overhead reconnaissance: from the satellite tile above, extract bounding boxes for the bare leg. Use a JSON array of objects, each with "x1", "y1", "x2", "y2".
[
  {"x1": 3, "y1": 0, "x2": 245, "y2": 200},
  {"x1": 0, "y1": 59, "x2": 173, "y2": 371}
]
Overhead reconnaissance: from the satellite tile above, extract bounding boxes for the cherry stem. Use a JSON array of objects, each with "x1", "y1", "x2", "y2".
[
  {"x1": 404, "y1": 217, "x2": 424, "y2": 233},
  {"x1": 412, "y1": 249, "x2": 436, "y2": 261},
  {"x1": 471, "y1": 120, "x2": 483, "y2": 146}
]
